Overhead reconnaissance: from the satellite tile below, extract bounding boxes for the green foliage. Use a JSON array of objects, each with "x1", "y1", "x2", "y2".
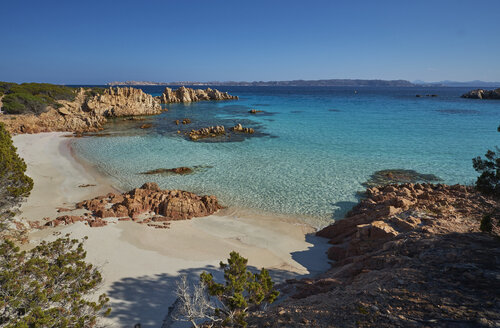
[
  {"x1": 0, "y1": 122, "x2": 33, "y2": 217},
  {"x1": 0, "y1": 82, "x2": 76, "y2": 115},
  {"x1": 472, "y1": 125, "x2": 500, "y2": 196},
  {"x1": 200, "y1": 251, "x2": 279, "y2": 327},
  {"x1": 84, "y1": 87, "x2": 106, "y2": 98},
  {"x1": 0, "y1": 235, "x2": 110, "y2": 327},
  {"x1": 0, "y1": 236, "x2": 110, "y2": 328}
]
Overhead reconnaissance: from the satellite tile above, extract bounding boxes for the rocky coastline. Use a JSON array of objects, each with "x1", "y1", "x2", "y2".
[
  {"x1": 249, "y1": 183, "x2": 500, "y2": 327},
  {"x1": 461, "y1": 88, "x2": 500, "y2": 99},
  {"x1": 0, "y1": 86, "x2": 238, "y2": 134},
  {"x1": 157, "y1": 86, "x2": 238, "y2": 103},
  {"x1": 0, "y1": 87, "x2": 163, "y2": 134}
]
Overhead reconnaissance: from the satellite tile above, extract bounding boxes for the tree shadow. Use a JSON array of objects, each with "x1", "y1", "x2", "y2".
[{"x1": 105, "y1": 255, "x2": 330, "y2": 328}]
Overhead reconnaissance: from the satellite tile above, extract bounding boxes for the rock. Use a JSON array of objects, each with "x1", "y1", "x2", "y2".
[
  {"x1": 140, "y1": 123, "x2": 153, "y2": 129},
  {"x1": 189, "y1": 125, "x2": 226, "y2": 140},
  {"x1": 58, "y1": 107, "x2": 71, "y2": 115},
  {"x1": 140, "y1": 167, "x2": 194, "y2": 175},
  {"x1": 0, "y1": 87, "x2": 163, "y2": 134},
  {"x1": 182, "y1": 118, "x2": 191, "y2": 124},
  {"x1": 363, "y1": 169, "x2": 442, "y2": 188},
  {"x1": 461, "y1": 88, "x2": 500, "y2": 100},
  {"x1": 76, "y1": 183, "x2": 223, "y2": 223},
  {"x1": 230, "y1": 123, "x2": 254, "y2": 134},
  {"x1": 157, "y1": 86, "x2": 238, "y2": 103}
]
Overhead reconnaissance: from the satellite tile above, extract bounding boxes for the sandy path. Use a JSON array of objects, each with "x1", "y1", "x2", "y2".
[{"x1": 13, "y1": 133, "x2": 330, "y2": 328}]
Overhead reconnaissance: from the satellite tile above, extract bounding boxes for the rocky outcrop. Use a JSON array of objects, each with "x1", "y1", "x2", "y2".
[
  {"x1": 188, "y1": 125, "x2": 226, "y2": 141},
  {"x1": 76, "y1": 182, "x2": 222, "y2": 220},
  {"x1": 0, "y1": 87, "x2": 163, "y2": 134},
  {"x1": 230, "y1": 123, "x2": 254, "y2": 134},
  {"x1": 461, "y1": 88, "x2": 500, "y2": 99},
  {"x1": 43, "y1": 182, "x2": 223, "y2": 229},
  {"x1": 249, "y1": 184, "x2": 500, "y2": 327},
  {"x1": 157, "y1": 86, "x2": 238, "y2": 103}
]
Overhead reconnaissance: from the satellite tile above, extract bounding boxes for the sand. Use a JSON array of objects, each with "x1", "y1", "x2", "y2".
[{"x1": 13, "y1": 133, "x2": 331, "y2": 328}]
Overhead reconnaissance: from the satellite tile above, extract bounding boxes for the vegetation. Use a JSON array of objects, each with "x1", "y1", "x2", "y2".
[
  {"x1": 0, "y1": 235, "x2": 110, "y2": 327},
  {"x1": 0, "y1": 122, "x2": 33, "y2": 220},
  {"x1": 174, "y1": 252, "x2": 279, "y2": 327},
  {"x1": 201, "y1": 252, "x2": 279, "y2": 327},
  {"x1": 0, "y1": 82, "x2": 76, "y2": 115},
  {"x1": 472, "y1": 125, "x2": 500, "y2": 196}
]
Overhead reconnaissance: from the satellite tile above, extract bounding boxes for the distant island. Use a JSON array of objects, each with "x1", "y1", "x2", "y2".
[{"x1": 107, "y1": 79, "x2": 416, "y2": 87}]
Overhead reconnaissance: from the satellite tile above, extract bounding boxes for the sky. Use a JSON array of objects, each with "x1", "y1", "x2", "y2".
[{"x1": 1, "y1": 0, "x2": 499, "y2": 84}]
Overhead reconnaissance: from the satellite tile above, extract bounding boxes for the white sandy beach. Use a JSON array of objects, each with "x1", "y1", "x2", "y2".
[{"x1": 13, "y1": 133, "x2": 330, "y2": 328}]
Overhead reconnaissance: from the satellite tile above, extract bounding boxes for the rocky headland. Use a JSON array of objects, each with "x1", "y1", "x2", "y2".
[
  {"x1": 0, "y1": 87, "x2": 163, "y2": 134},
  {"x1": 461, "y1": 88, "x2": 500, "y2": 99},
  {"x1": 249, "y1": 183, "x2": 500, "y2": 327},
  {"x1": 157, "y1": 86, "x2": 238, "y2": 103}
]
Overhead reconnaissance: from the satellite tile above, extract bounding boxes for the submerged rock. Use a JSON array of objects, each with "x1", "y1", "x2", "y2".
[
  {"x1": 461, "y1": 88, "x2": 500, "y2": 99},
  {"x1": 363, "y1": 169, "x2": 441, "y2": 188},
  {"x1": 140, "y1": 167, "x2": 193, "y2": 175}
]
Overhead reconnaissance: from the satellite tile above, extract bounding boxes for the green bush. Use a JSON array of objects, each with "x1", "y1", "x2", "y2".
[
  {"x1": 0, "y1": 81, "x2": 76, "y2": 115},
  {"x1": 200, "y1": 251, "x2": 279, "y2": 327},
  {"x1": 0, "y1": 236, "x2": 110, "y2": 326},
  {"x1": 0, "y1": 122, "x2": 33, "y2": 217},
  {"x1": 472, "y1": 125, "x2": 500, "y2": 196}
]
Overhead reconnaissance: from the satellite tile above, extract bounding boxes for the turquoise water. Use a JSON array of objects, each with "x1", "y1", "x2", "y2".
[{"x1": 72, "y1": 86, "x2": 500, "y2": 227}]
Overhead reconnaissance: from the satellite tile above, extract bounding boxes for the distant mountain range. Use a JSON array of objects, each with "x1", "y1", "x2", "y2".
[
  {"x1": 107, "y1": 79, "x2": 500, "y2": 88},
  {"x1": 107, "y1": 79, "x2": 415, "y2": 87},
  {"x1": 413, "y1": 80, "x2": 500, "y2": 88}
]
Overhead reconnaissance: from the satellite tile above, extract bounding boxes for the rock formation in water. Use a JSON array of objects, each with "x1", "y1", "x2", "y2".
[
  {"x1": 461, "y1": 88, "x2": 500, "y2": 99},
  {"x1": 188, "y1": 125, "x2": 226, "y2": 141},
  {"x1": 0, "y1": 87, "x2": 163, "y2": 134},
  {"x1": 157, "y1": 86, "x2": 238, "y2": 103},
  {"x1": 248, "y1": 183, "x2": 500, "y2": 327},
  {"x1": 42, "y1": 182, "x2": 222, "y2": 229},
  {"x1": 230, "y1": 123, "x2": 254, "y2": 134}
]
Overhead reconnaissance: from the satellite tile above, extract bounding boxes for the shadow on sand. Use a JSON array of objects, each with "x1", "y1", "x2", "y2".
[{"x1": 105, "y1": 233, "x2": 331, "y2": 328}]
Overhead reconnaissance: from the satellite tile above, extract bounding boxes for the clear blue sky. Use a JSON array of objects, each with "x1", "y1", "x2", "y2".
[{"x1": 1, "y1": 0, "x2": 499, "y2": 84}]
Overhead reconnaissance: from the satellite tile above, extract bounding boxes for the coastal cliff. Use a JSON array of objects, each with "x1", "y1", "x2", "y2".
[
  {"x1": 0, "y1": 87, "x2": 162, "y2": 134},
  {"x1": 461, "y1": 88, "x2": 500, "y2": 99},
  {"x1": 157, "y1": 86, "x2": 238, "y2": 103},
  {"x1": 249, "y1": 183, "x2": 500, "y2": 327}
]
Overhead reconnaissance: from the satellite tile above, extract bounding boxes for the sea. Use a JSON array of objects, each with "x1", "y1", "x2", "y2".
[{"x1": 71, "y1": 86, "x2": 500, "y2": 228}]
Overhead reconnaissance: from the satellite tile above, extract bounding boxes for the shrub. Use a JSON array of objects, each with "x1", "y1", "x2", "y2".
[
  {"x1": 0, "y1": 122, "x2": 33, "y2": 218},
  {"x1": 200, "y1": 251, "x2": 279, "y2": 327},
  {"x1": 0, "y1": 81, "x2": 76, "y2": 115},
  {"x1": 0, "y1": 236, "x2": 110, "y2": 327},
  {"x1": 472, "y1": 125, "x2": 500, "y2": 196}
]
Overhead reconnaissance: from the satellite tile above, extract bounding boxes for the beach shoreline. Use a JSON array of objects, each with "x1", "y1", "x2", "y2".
[{"x1": 13, "y1": 132, "x2": 331, "y2": 327}]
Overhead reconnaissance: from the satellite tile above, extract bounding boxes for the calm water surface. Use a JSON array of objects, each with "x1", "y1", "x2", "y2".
[{"x1": 72, "y1": 86, "x2": 500, "y2": 227}]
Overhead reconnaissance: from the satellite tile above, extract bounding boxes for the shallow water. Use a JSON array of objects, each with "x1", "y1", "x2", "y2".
[{"x1": 72, "y1": 86, "x2": 500, "y2": 227}]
